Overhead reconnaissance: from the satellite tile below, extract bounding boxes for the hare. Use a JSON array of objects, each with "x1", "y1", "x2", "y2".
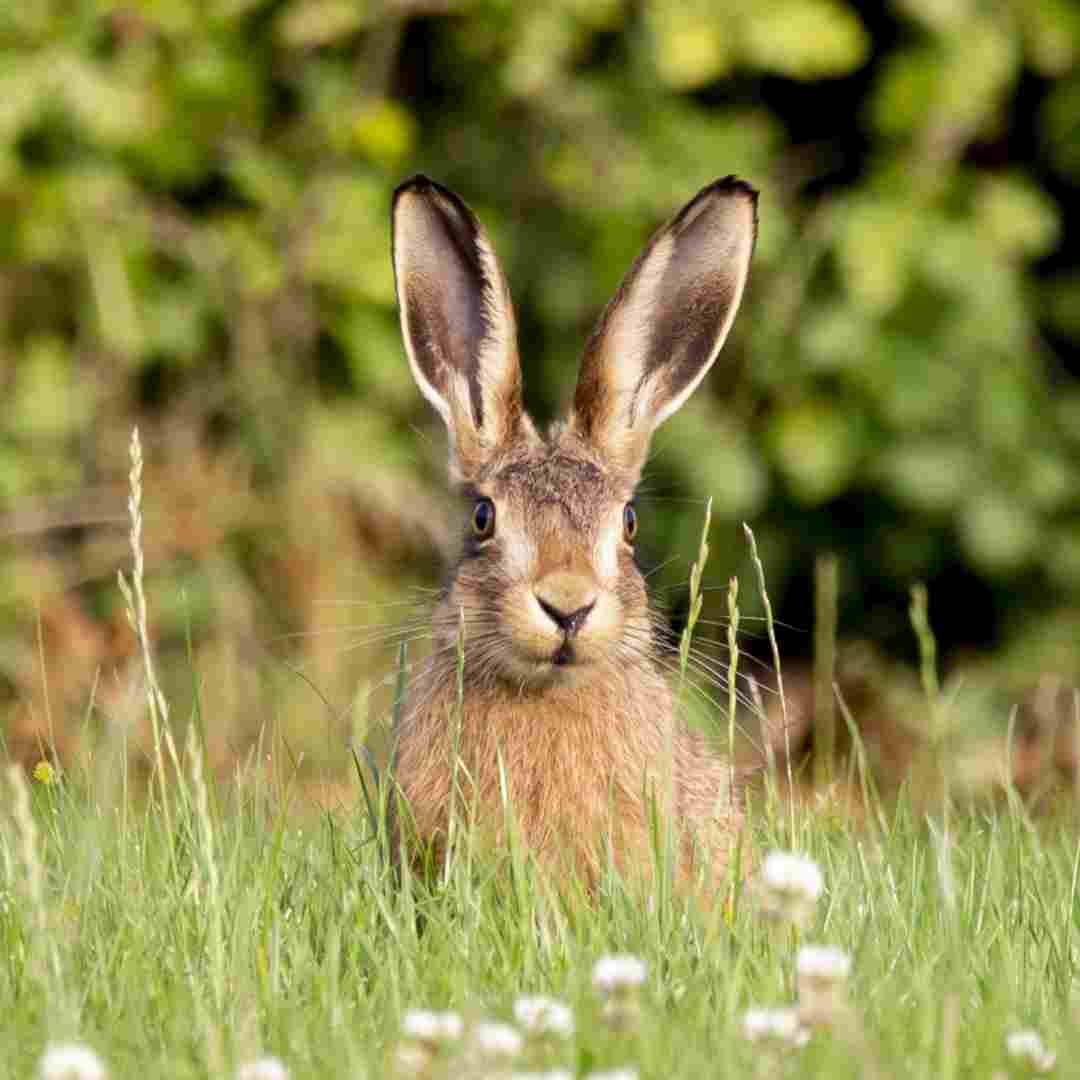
[{"x1": 389, "y1": 175, "x2": 757, "y2": 891}]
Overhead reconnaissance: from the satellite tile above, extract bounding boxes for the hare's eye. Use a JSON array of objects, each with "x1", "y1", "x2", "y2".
[
  {"x1": 471, "y1": 497, "x2": 496, "y2": 539},
  {"x1": 623, "y1": 502, "x2": 638, "y2": 542}
]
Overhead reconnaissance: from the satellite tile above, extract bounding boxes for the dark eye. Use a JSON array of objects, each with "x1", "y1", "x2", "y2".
[
  {"x1": 623, "y1": 502, "x2": 638, "y2": 542},
  {"x1": 471, "y1": 497, "x2": 496, "y2": 539}
]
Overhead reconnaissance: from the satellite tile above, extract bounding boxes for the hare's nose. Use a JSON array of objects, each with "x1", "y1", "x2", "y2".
[{"x1": 536, "y1": 595, "x2": 596, "y2": 637}]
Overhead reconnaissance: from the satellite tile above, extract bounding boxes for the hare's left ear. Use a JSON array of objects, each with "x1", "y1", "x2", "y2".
[
  {"x1": 569, "y1": 177, "x2": 757, "y2": 478},
  {"x1": 392, "y1": 175, "x2": 537, "y2": 480}
]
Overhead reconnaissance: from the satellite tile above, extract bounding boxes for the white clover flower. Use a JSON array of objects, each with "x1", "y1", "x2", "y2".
[
  {"x1": 757, "y1": 852, "x2": 824, "y2": 926},
  {"x1": 401, "y1": 1009, "x2": 465, "y2": 1047},
  {"x1": 236, "y1": 1058, "x2": 289, "y2": 1080},
  {"x1": 509, "y1": 1073, "x2": 575, "y2": 1080},
  {"x1": 1006, "y1": 1029, "x2": 1056, "y2": 1073},
  {"x1": 796, "y1": 945, "x2": 852, "y2": 1025},
  {"x1": 741, "y1": 1006, "x2": 811, "y2": 1049},
  {"x1": 592, "y1": 955, "x2": 647, "y2": 995},
  {"x1": 763, "y1": 852, "x2": 824, "y2": 900},
  {"x1": 796, "y1": 945, "x2": 851, "y2": 983},
  {"x1": 594, "y1": 955, "x2": 647, "y2": 1030},
  {"x1": 39, "y1": 1045, "x2": 107, "y2": 1080},
  {"x1": 470, "y1": 1020, "x2": 524, "y2": 1060},
  {"x1": 583, "y1": 1070, "x2": 639, "y2": 1080},
  {"x1": 393, "y1": 1042, "x2": 433, "y2": 1077},
  {"x1": 513, "y1": 995, "x2": 575, "y2": 1039}
]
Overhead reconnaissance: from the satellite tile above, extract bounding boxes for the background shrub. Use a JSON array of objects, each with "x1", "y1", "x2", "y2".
[{"x1": 1, "y1": 0, "x2": 1077, "y2": 779}]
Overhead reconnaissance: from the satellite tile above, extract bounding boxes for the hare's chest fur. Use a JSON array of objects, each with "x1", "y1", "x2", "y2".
[
  {"x1": 393, "y1": 664, "x2": 741, "y2": 886},
  {"x1": 395, "y1": 667, "x2": 676, "y2": 878}
]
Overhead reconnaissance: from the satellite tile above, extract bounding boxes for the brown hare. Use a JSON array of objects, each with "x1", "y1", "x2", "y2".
[{"x1": 389, "y1": 175, "x2": 757, "y2": 892}]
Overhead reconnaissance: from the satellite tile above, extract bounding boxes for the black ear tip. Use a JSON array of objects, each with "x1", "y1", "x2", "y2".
[
  {"x1": 701, "y1": 175, "x2": 759, "y2": 210},
  {"x1": 393, "y1": 173, "x2": 470, "y2": 212},
  {"x1": 393, "y1": 173, "x2": 439, "y2": 205},
  {"x1": 716, "y1": 174, "x2": 759, "y2": 205},
  {"x1": 391, "y1": 175, "x2": 481, "y2": 239},
  {"x1": 687, "y1": 173, "x2": 759, "y2": 205},
  {"x1": 672, "y1": 175, "x2": 759, "y2": 232}
]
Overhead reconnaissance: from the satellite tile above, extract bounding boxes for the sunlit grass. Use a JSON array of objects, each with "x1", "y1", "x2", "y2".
[{"x1": 2, "y1": 752, "x2": 1078, "y2": 1078}]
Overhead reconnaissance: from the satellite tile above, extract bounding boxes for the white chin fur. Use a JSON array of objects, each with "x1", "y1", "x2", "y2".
[{"x1": 487, "y1": 585, "x2": 621, "y2": 687}]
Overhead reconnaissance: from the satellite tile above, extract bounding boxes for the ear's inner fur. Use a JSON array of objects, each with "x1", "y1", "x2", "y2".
[
  {"x1": 392, "y1": 175, "x2": 537, "y2": 477},
  {"x1": 397, "y1": 191, "x2": 489, "y2": 429}
]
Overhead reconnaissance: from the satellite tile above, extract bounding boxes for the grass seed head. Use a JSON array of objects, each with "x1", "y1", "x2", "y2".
[{"x1": 39, "y1": 1045, "x2": 108, "y2": 1080}]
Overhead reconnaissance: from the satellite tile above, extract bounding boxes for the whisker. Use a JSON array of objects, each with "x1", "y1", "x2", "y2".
[
  {"x1": 642, "y1": 554, "x2": 681, "y2": 580},
  {"x1": 265, "y1": 619, "x2": 432, "y2": 643}
]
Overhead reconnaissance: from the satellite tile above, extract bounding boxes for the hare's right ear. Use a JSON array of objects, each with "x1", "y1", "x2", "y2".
[
  {"x1": 392, "y1": 175, "x2": 537, "y2": 479},
  {"x1": 569, "y1": 177, "x2": 757, "y2": 480}
]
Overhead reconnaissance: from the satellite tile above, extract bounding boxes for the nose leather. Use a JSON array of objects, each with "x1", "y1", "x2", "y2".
[{"x1": 537, "y1": 596, "x2": 595, "y2": 637}]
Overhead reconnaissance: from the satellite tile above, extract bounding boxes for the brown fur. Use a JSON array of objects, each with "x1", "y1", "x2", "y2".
[
  {"x1": 394, "y1": 641, "x2": 742, "y2": 890},
  {"x1": 389, "y1": 175, "x2": 758, "y2": 894}
]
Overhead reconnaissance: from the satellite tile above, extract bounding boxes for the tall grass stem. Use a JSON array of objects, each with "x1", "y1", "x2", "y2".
[
  {"x1": 743, "y1": 524, "x2": 794, "y2": 845},
  {"x1": 115, "y1": 427, "x2": 180, "y2": 835},
  {"x1": 813, "y1": 554, "x2": 838, "y2": 789}
]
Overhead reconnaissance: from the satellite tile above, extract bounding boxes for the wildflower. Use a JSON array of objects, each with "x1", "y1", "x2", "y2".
[
  {"x1": 756, "y1": 851, "x2": 823, "y2": 926},
  {"x1": 509, "y1": 1073, "x2": 574, "y2": 1080},
  {"x1": 393, "y1": 1042, "x2": 434, "y2": 1078},
  {"x1": 593, "y1": 954, "x2": 647, "y2": 1030},
  {"x1": 513, "y1": 995, "x2": 575, "y2": 1039},
  {"x1": 236, "y1": 1058, "x2": 289, "y2": 1080},
  {"x1": 741, "y1": 1006, "x2": 811, "y2": 1049},
  {"x1": 394, "y1": 1011, "x2": 464, "y2": 1077},
  {"x1": 1006, "y1": 1030, "x2": 1056, "y2": 1073},
  {"x1": 469, "y1": 1020, "x2": 524, "y2": 1061},
  {"x1": 583, "y1": 1070, "x2": 639, "y2": 1080},
  {"x1": 796, "y1": 945, "x2": 852, "y2": 1026},
  {"x1": 33, "y1": 761, "x2": 57, "y2": 786},
  {"x1": 401, "y1": 1009, "x2": 465, "y2": 1049},
  {"x1": 797, "y1": 944, "x2": 851, "y2": 982},
  {"x1": 592, "y1": 955, "x2": 647, "y2": 994},
  {"x1": 39, "y1": 1046, "x2": 107, "y2": 1080}
]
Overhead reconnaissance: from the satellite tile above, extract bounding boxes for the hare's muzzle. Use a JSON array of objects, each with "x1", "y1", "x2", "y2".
[{"x1": 533, "y1": 570, "x2": 598, "y2": 640}]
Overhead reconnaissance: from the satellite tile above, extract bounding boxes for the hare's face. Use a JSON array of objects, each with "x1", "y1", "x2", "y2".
[
  {"x1": 392, "y1": 175, "x2": 757, "y2": 688},
  {"x1": 449, "y1": 435, "x2": 648, "y2": 686}
]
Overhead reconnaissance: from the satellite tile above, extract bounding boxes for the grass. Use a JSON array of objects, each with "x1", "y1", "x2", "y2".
[
  {"x1": 2, "y1": 758, "x2": 1078, "y2": 1078},
  {"x1": 2, "y1": 436, "x2": 1077, "y2": 1078}
]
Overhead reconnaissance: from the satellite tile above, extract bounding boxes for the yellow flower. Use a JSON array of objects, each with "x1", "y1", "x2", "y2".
[{"x1": 33, "y1": 761, "x2": 57, "y2": 786}]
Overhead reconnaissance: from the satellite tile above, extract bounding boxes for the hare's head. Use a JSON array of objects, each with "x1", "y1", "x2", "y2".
[{"x1": 392, "y1": 176, "x2": 756, "y2": 689}]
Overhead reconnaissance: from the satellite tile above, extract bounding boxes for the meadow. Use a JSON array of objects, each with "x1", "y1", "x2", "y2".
[{"x1": 2, "y1": 440, "x2": 1077, "y2": 1080}]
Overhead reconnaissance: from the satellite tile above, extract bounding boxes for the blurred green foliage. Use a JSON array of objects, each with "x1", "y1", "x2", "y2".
[{"x1": 1, "y1": 0, "x2": 1078, "y2": 763}]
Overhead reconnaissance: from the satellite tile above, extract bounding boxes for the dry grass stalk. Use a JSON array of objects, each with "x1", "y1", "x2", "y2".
[{"x1": 115, "y1": 427, "x2": 180, "y2": 828}]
